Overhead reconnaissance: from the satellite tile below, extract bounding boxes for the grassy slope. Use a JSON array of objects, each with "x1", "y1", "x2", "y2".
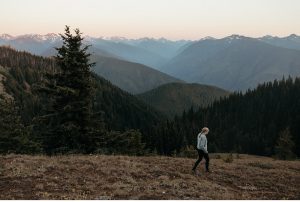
[
  {"x1": 137, "y1": 82, "x2": 230, "y2": 118},
  {"x1": 0, "y1": 154, "x2": 299, "y2": 199}
]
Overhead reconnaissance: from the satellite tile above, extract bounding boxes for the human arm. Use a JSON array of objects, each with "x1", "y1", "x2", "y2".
[{"x1": 203, "y1": 136, "x2": 208, "y2": 153}]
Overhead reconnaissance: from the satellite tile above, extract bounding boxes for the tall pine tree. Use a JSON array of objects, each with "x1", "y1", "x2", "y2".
[{"x1": 37, "y1": 26, "x2": 97, "y2": 154}]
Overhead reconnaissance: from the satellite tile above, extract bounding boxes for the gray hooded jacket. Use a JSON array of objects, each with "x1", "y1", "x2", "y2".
[{"x1": 197, "y1": 132, "x2": 208, "y2": 153}]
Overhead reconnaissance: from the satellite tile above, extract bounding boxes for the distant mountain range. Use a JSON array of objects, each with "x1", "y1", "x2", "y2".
[
  {"x1": 0, "y1": 34, "x2": 189, "y2": 94},
  {"x1": 1, "y1": 33, "x2": 300, "y2": 93},
  {"x1": 89, "y1": 38, "x2": 167, "y2": 68},
  {"x1": 162, "y1": 34, "x2": 300, "y2": 91},
  {"x1": 137, "y1": 82, "x2": 230, "y2": 118},
  {"x1": 0, "y1": 33, "x2": 61, "y2": 55},
  {"x1": 0, "y1": 34, "x2": 191, "y2": 68},
  {"x1": 258, "y1": 34, "x2": 300, "y2": 51}
]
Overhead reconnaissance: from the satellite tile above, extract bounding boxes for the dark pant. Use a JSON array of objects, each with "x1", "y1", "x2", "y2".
[{"x1": 192, "y1": 149, "x2": 209, "y2": 171}]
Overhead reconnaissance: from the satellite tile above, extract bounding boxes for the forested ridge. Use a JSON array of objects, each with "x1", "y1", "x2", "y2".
[
  {"x1": 0, "y1": 46, "x2": 56, "y2": 124},
  {"x1": 0, "y1": 45, "x2": 163, "y2": 127},
  {"x1": 137, "y1": 82, "x2": 229, "y2": 118},
  {"x1": 151, "y1": 77, "x2": 300, "y2": 157}
]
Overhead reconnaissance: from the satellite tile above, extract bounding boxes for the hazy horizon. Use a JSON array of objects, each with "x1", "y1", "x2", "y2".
[
  {"x1": 1, "y1": 32, "x2": 300, "y2": 41},
  {"x1": 1, "y1": 0, "x2": 300, "y2": 40}
]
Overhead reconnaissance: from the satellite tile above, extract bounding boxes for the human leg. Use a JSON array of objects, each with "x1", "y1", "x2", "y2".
[
  {"x1": 192, "y1": 149, "x2": 204, "y2": 170},
  {"x1": 203, "y1": 152, "x2": 210, "y2": 172}
]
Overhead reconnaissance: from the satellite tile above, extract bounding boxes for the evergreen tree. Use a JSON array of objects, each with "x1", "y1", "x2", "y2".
[
  {"x1": 37, "y1": 26, "x2": 97, "y2": 154},
  {"x1": 0, "y1": 97, "x2": 41, "y2": 154},
  {"x1": 275, "y1": 128, "x2": 295, "y2": 160}
]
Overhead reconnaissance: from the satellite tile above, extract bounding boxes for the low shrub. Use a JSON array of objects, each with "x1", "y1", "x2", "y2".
[{"x1": 223, "y1": 153, "x2": 233, "y2": 163}]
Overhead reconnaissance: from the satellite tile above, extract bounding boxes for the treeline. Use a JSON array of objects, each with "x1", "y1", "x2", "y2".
[
  {"x1": 151, "y1": 77, "x2": 299, "y2": 158},
  {"x1": 0, "y1": 46, "x2": 56, "y2": 71},
  {"x1": 0, "y1": 27, "x2": 162, "y2": 155}
]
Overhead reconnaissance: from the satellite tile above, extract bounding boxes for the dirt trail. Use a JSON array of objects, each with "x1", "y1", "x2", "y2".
[{"x1": 0, "y1": 154, "x2": 299, "y2": 199}]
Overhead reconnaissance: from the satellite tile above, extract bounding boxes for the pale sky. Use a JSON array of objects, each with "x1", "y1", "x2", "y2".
[{"x1": 1, "y1": 0, "x2": 300, "y2": 40}]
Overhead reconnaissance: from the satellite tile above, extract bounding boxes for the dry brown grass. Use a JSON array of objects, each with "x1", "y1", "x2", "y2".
[{"x1": 0, "y1": 154, "x2": 299, "y2": 199}]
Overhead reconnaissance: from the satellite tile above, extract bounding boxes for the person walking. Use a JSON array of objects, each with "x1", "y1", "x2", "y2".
[{"x1": 192, "y1": 127, "x2": 210, "y2": 172}]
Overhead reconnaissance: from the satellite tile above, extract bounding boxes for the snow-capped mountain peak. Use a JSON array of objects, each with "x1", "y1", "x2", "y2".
[
  {"x1": 200, "y1": 36, "x2": 216, "y2": 41},
  {"x1": 260, "y1": 35, "x2": 276, "y2": 40},
  {"x1": 0, "y1": 34, "x2": 15, "y2": 40},
  {"x1": 43, "y1": 33, "x2": 60, "y2": 41},
  {"x1": 227, "y1": 34, "x2": 244, "y2": 40},
  {"x1": 286, "y1": 34, "x2": 299, "y2": 40},
  {"x1": 0, "y1": 33, "x2": 60, "y2": 42}
]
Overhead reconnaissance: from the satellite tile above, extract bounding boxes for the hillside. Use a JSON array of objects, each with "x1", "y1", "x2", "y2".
[
  {"x1": 92, "y1": 74, "x2": 164, "y2": 132},
  {"x1": 0, "y1": 66, "x2": 13, "y2": 100},
  {"x1": 91, "y1": 55, "x2": 182, "y2": 94},
  {"x1": 41, "y1": 44, "x2": 120, "y2": 59},
  {"x1": 123, "y1": 37, "x2": 191, "y2": 60},
  {"x1": 0, "y1": 46, "x2": 163, "y2": 137},
  {"x1": 162, "y1": 37, "x2": 231, "y2": 77},
  {"x1": 151, "y1": 78, "x2": 300, "y2": 156},
  {"x1": 137, "y1": 82, "x2": 230, "y2": 117},
  {"x1": 162, "y1": 35, "x2": 300, "y2": 91},
  {"x1": 91, "y1": 38, "x2": 168, "y2": 68},
  {"x1": 41, "y1": 46, "x2": 181, "y2": 94},
  {"x1": 0, "y1": 154, "x2": 299, "y2": 199}
]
